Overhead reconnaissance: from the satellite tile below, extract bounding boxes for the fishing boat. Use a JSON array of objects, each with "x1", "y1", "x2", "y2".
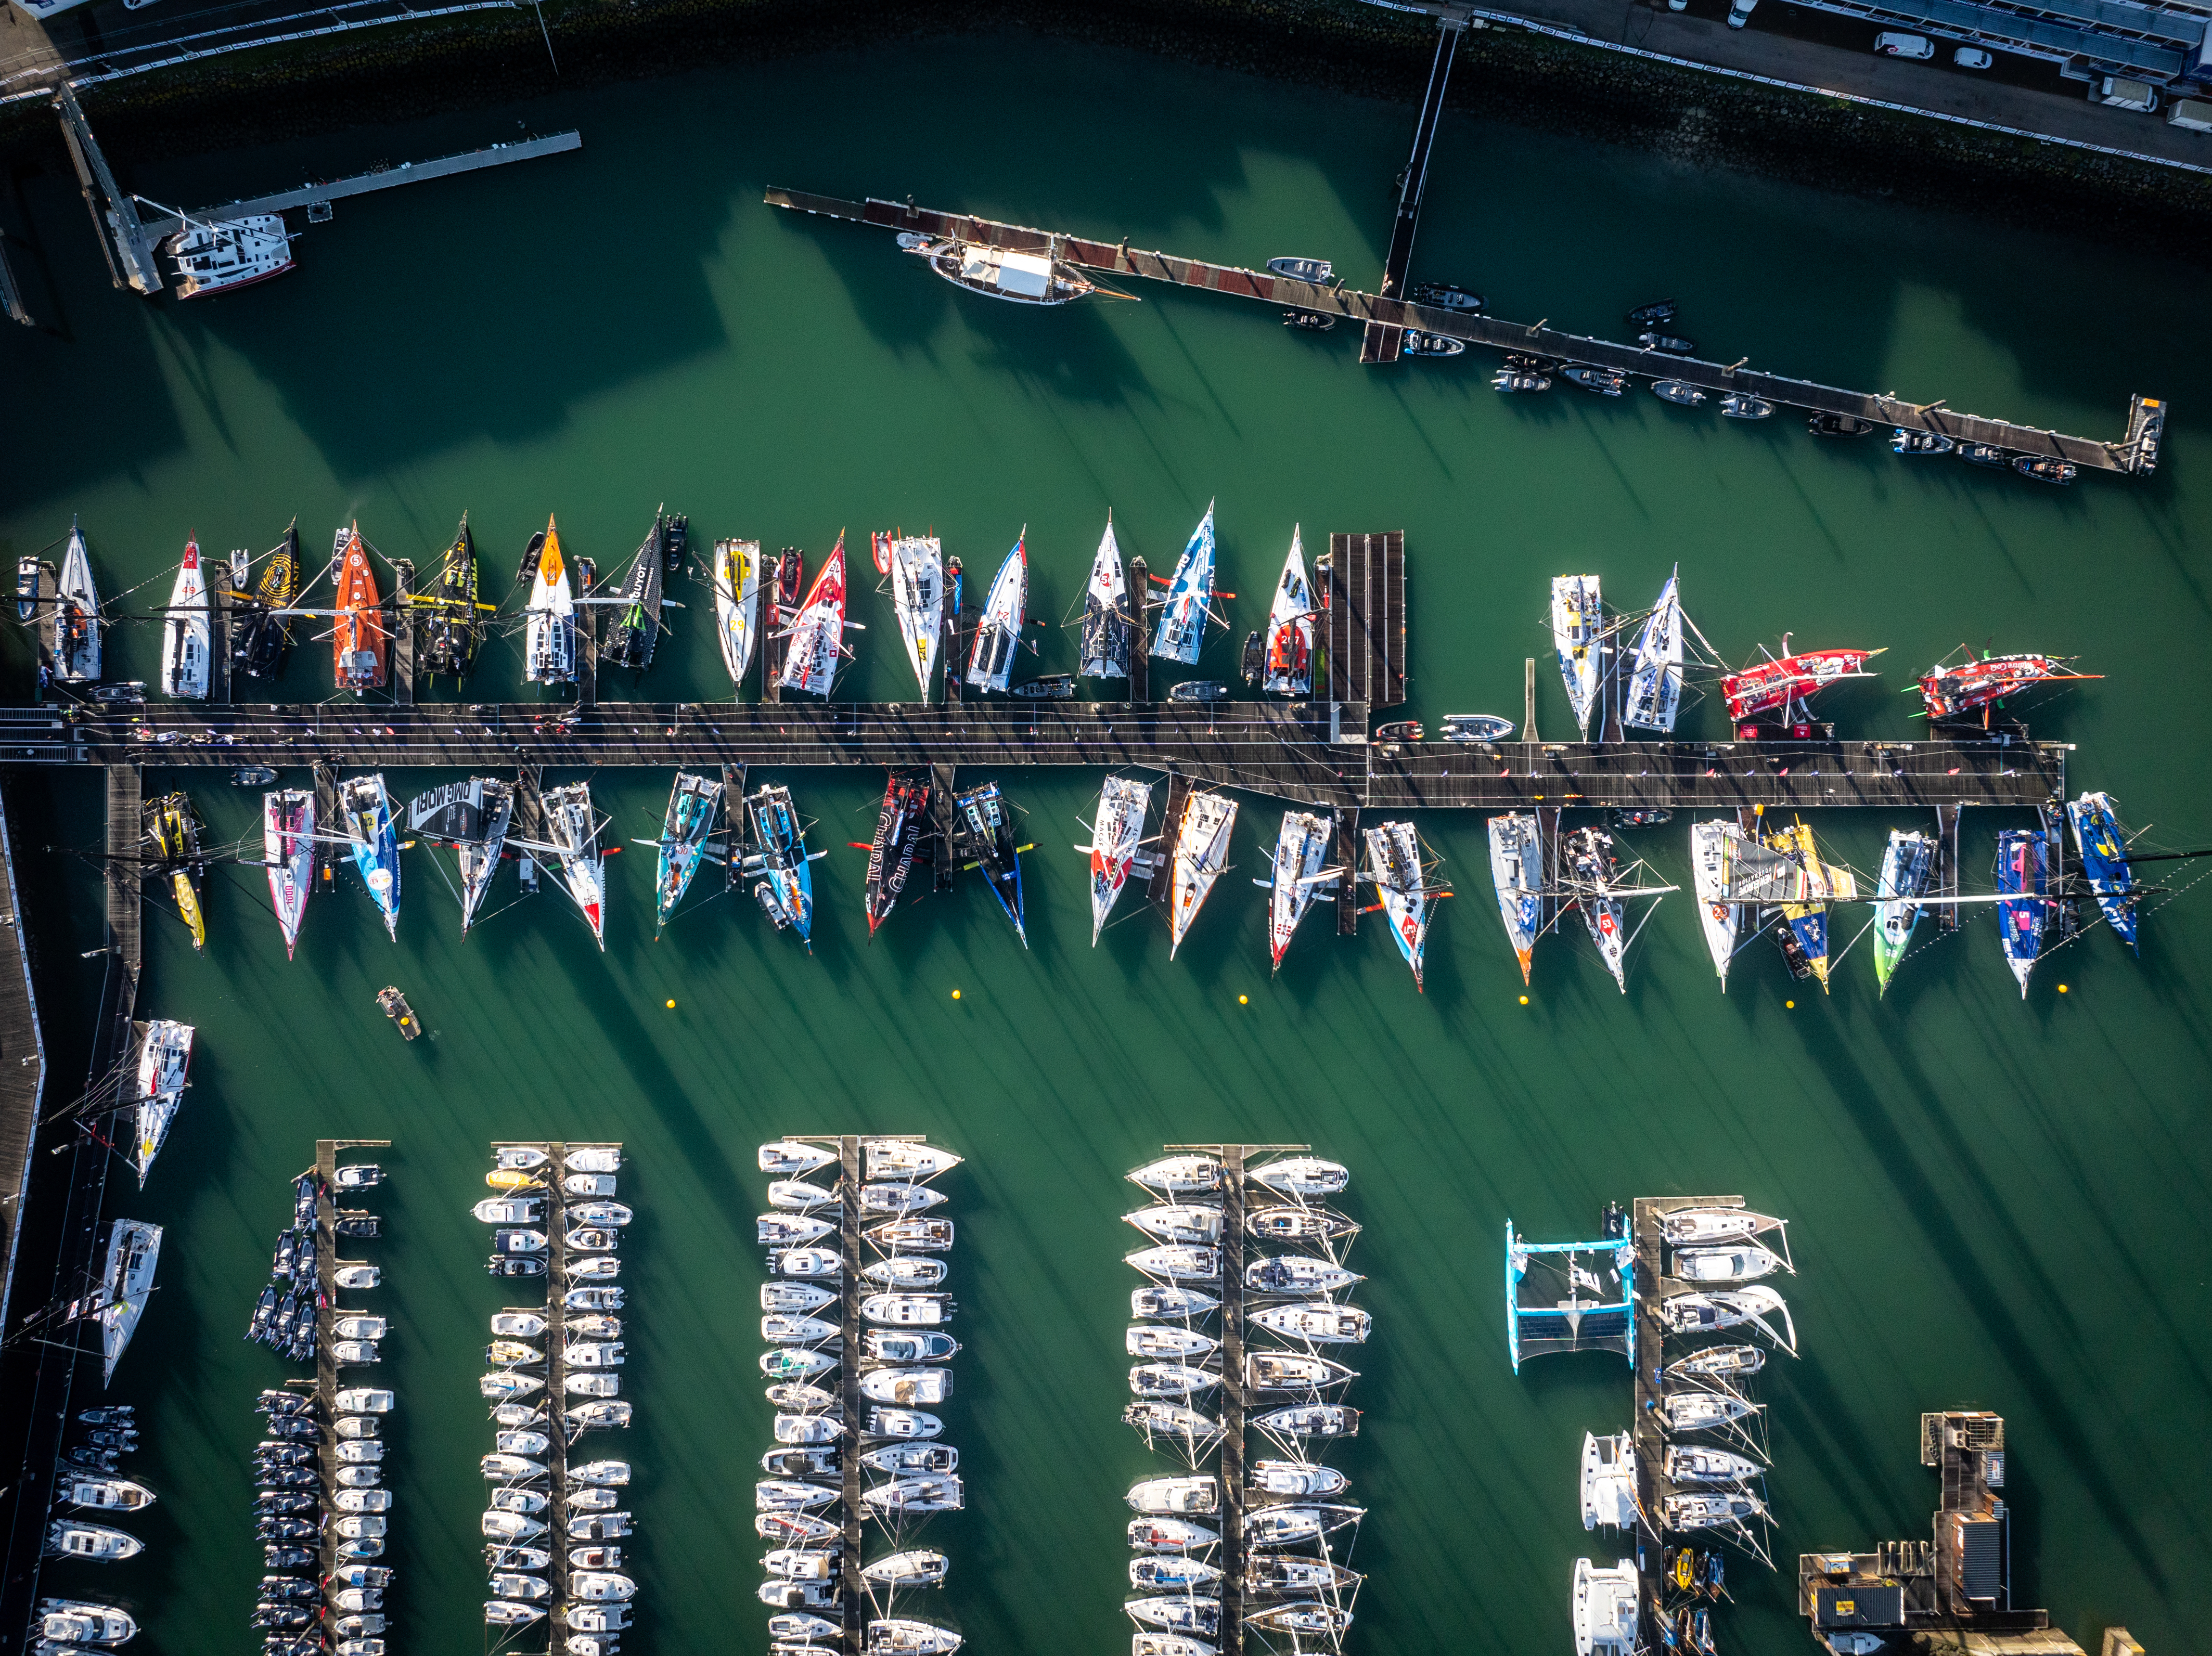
[
  {"x1": 964, "y1": 534, "x2": 1026, "y2": 694},
  {"x1": 2067, "y1": 792, "x2": 2137, "y2": 952},
  {"x1": 145, "y1": 792, "x2": 207, "y2": 951},
  {"x1": 1918, "y1": 652, "x2": 2098, "y2": 722},
  {"x1": 1248, "y1": 527, "x2": 1314, "y2": 696},
  {"x1": 524, "y1": 519, "x2": 577, "y2": 684},
  {"x1": 653, "y1": 772, "x2": 724, "y2": 931},
  {"x1": 1564, "y1": 826, "x2": 1630, "y2": 991},
  {"x1": 713, "y1": 538, "x2": 762, "y2": 685},
  {"x1": 407, "y1": 777, "x2": 515, "y2": 933},
  {"x1": 1871, "y1": 828, "x2": 1935, "y2": 994},
  {"x1": 1283, "y1": 308, "x2": 1334, "y2": 331},
  {"x1": 541, "y1": 783, "x2": 607, "y2": 948},
  {"x1": 880, "y1": 532, "x2": 943, "y2": 697},
  {"x1": 98, "y1": 1219, "x2": 162, "y2": 1384},
  {"x1": 1995, "y1": 827, "x2": 2048, "y2": 998},
  {"x1": 898, "y1": 230, "x2": 1096, "y2": 304},
  {"x1": 1366, "y1": 819, "x2": 1431, "y2": 991},
  {"x1": 864, "y1": 771, "x2": 930, "y2": 938},
  {"x1": 746, "y1": 784, "x2": 816, "y2": 948},
  {"x1": 1264, "y1": 810, "x2": 1335, "y2": 971},
  {"x1": 264, "y1": 788, "x2": 315, "y2": 959},
  {"x1": 54, "y1": 519, "x2": 101, "y2": 682},
  {"x1": 161, "y1": 539, "x2": 211, "y2": 699},
  {"x1": 1168, "y1": 790, "x2": 1237, "y2": 959},
  {"x1": 954, "y1": 781, "x2": 1025, "y2": 946},
  {"x1": 1622, "y1": 566, "x2": 1685, "y2": 733},
  {"x1": 1550, "y1": 576, "x2": 1602, "y2": 736},
  {"x1": 1085, "y1": 775, "x2": 1151, "y2": 946},
  {"x1": 1721, "y1": 644, "x2": 1883, "y2": 731},
  {"x1": 1765, "y1": 819, "x2": 1855, "y2": 991},
  {"x1": 1079, "y1": 518, "x2": 1133, "y2": 680},
  {"x1": 1487, "y1": 812, "x2": 1544, "y2": 984},
  {"x1": 603, "y1": 522, "x2": 664, "y2": 672},
  {"x1": 1688, "y1": 820, "x2": 1740, "y2": 988},
  {"x1": 132, "y1": 1019, "x2": 193, "y2": 1187},
  {"x1": 340, "y1": 773, "x2": 402, "y2": 939},
  {"x1": 331, "y1": 525, "x2": 388, "y2": 694},
  {"x1": 778, "y1": 532, "x2": 850, "y2": 697},
  {"x1": 1154, "y1": 504, "x2": 1217, "y2": 665}
]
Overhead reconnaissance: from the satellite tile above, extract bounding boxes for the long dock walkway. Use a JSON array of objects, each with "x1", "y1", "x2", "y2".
[
  {"x1": 765, "y1": 190, "x2": 2160, "y2": 475},
  {"x1": 0, "y1": 786, "x2": 48, "y2": 1332},
  {"x1": 315, "y1": 1137, "x2": 389, "y2": 1589}
]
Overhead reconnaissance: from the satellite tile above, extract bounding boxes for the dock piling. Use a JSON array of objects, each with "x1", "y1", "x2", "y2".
[
  {"x1": 390, "y1": 560, "x2": 416, "y2": 706},
  {"x1": 1128, "y1": 554, "x2": 1150, "y2": 706}
]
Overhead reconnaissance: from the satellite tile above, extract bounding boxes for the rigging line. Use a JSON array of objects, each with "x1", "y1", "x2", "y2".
[{"x1": 1825, "y1": 910, "x2": 1881, "y2": 971}]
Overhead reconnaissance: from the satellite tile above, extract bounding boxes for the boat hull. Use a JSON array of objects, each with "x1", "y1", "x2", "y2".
[
  {"x1": 264, "y1": 790, "x2": 315, "y2": 960},
  {"x1": 714, "y1": 539, "x2": 761, "y2": 684},
  {"x1": 1168, "y1": 791, "x2": 1236, "y2": 958},
  {"x1": 2067, "y1": 792, "x2": 2137, "y2": 951},
  {"x1": 1153, "y1": 507, "x2": 1217, "y2": 666},
  {"x1": 161, "y1": 544, "x2": 211, "y2": 700},
  {"x1": 889, "y1": 534, "x2": 944, "y2": 697},
  {"x1": 777, "y1": 537, "x2": 848, "y2": 698},
  {"x1": 1088, "y1": 777, "x2": 1150, "y2": 946},
  {"x1": 1549, "y1": 575, "x2": 1600, "y2": 736},
  {"x1": 964, "y1": 538, "x2": 1026, "y2": 694},
  {"x1": 1079, "y1": 522, "x2": 1131, "y2": 680},
  {"x1": 1486, "y1": 813, "x2": 1542, "y2": 984}
]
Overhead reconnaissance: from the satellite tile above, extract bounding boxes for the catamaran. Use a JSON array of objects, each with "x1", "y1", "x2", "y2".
[
  {"x1": 2067, "y1": 792, "x2": 2137, "y2": 951},
  {"x1": 1688, "y1": 819, "x2": 1740, "y2": 988},
  {"x1": 98, "y1": 1219, "x2": 163, "y2": 1385},
  {"x1": 1263, "y1": 810, "x2": 1336, "y2": 971},
  {"x1": 1366, "y1": 820, "x2": 1431, "y2": 991},
  {"x1": 525, "y1": 519, "x2": 577, "y2": 684},
  {"x1": 964, "y1": 534, "x2": 1026, "y2": 694},
  {"x1": 778, "y1": 533, "x2": 850, "y2": 697},
  {"x1": 407, "y1": 777, "x2": 515, "y2": 933},
  {"x1": 1550, "y1": 575, "x2": 1602, "y2": 736},
  {"x1": 146, "y1": 793, "x2": 206, "y2": 952},
  {"x1": 539, "y1": 782, "x2": 607, "y2": 949},
  {"x1": 340, "y1": 773, "x2": 402, "y2": 939},
  {"x1": 747, "y1": 784, "x2": 817, "y2": 949},
  {"x1": 1721, "y1": 644, "x2": 1882, "y2": 731},
  {"x1": 1764, "y1": 820, "x2": 1855, "y2": 991},
  {"x1": 713, "y1": 537, "x2": 761, "y2": 686},
  {"x1": 55, "y1": 518, "x2": 101, "y2": 682},
  {"x1": 264, "y1": 788, "x2": 315, "y2": 959},
  {"x1": 653, "y1": 772, "x2": 724, "y2": 932},
  {"x1": 1153, "y1": 504, "x2": 1218, "y2": 666},
  {"x1": 421, "y1": 514, "x2": 479, "y2": 680},
  {"x1": 1487, "y1": 813, "x2": 1544, "y2": 984},
  {"x1": 1253, "y1": 527, "x2": 1315, "y2": 696},
  {"x1": 864, "y1": 772, "x2": 931, "y2": 938},
  {"x1": 161, "y1": 540, "x2": 211, "y2": 700},
  {"x1": 331, "y1": 525, "x2": 388, "y2": 694},
  {"x1": 1622, "y1": 566, "x2": 1686, "y2": 733},
  {"x1": 1872, "y1": 829, "x2": 1936, "y2": 994},
  {"x1": 603, "y1": 521, "x2": 665, "y2": 672},
  {"x1": 1995, "y1": 827, "x2": 2048, "y2": 997},
  {"x1": 1168, "y1": 790, "x2": 1237, "y2": 959},
  {"x1": 883, "y1": 532, "x2": 944, "y2": 697},
  {"x1": 1084, "y1": 776, "x2": 1152, "y2": 946},
  {"x1": 1079, "y1": 518, "x2": 1132, "y2": 681},
  {"x1": 133, "y1": 1020, "x2": 193, "y2": 1187},
  {"x1": 1920, "y1": 652, "x2": 2099, "y2": 722},
  {"x1": 955, "y1": 781, "x2": 1025, "y2": 946}
]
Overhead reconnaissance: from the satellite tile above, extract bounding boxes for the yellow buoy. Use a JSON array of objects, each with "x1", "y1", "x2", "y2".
[
  {"x1": 951, "y1": 989, "x2": 962, "y2": 1000},
  {"x1": 1238, "y1": 995, "x2": 1249, "y2": 1005},
  {"x1": 2058, "y1": 984, "x2": 2069, "y2": 993},
  {"x1": 665, "y1": 999, "x2": 675, "y2": 1009},
  {"x1": 1785, "y1": 1000, "x2": 1796, "y2": 1009}
]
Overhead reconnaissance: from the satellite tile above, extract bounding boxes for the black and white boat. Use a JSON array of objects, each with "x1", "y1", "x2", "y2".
[
  {"x1": 1399, "y1": 330, "x2": 1465, "y2": 359},
  {"x1": 1652, "y1": 379, "x2": 1706, "y2": 407},
  {"x1": 1562, "y1": 366, "x2": 1626, "y2": 396},
  {"x1": 1410, "y1": 280, "x2": 1483, "y2": 312},
  {"x1": 1719, "y1": 393, "x2": 1774, "y2": 419}
]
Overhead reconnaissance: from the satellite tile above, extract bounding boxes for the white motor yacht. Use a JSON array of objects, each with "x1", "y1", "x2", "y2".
[
  {"x1": 1126, "y1": 1475, "x2": 1218, "y2": 1515},
  {"x1": 1572, "y1": 1558, "x2": 1640, "y2": 1656}
]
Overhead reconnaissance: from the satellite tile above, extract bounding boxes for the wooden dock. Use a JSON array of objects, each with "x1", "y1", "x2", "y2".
[
  {"x1": 1364, "y1": 15, "x2": 1467, "y2": 364},
  {"x1": 314, "y1": 1137, "x2": 391, "y2": 1589},
  {"x1": 765, "y1": 189, "x2": 2161, "y2": 475},
  {"x1": 1321, "y1": 534, "x2": 1406, "y2": 708},
  {"x1": 0, "y1": 786, "x2": 48, "y2": 1333}
]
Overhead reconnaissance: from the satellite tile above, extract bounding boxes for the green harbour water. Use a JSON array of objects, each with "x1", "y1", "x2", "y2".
[{"x1": 2, "y1": 28, "x2": 2210, "y2": 1656}]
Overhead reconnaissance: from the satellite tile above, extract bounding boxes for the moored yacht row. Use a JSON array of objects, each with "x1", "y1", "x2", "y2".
[
  {"x1": 42, "y1": 1405, "x2": 156, "y2": 1647},
  {"x1": 756, "y1": 1136, "x2": 969, "y2": 1656},
  {"x1": 476, "y1": 1142, "x2": 636, "y2": 1653}
]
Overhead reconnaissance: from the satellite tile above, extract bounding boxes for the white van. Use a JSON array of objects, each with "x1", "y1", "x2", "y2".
[
  {"x1": 2090, "y1": 76, "x2": 2158, "y2": 112},
  {"x1": 2168, "y1": 98, "x2": 2212, "y2": 132},
  {"x1": 1874, "y1": 31, "x2": 1935, "y2": 57}
]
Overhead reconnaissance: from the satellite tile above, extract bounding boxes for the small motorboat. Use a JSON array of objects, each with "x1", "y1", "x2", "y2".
[
  {"x1": 1281, "y1": 309, "x2": 1334, "y2": 331},
  {"x1": 2013, "y1": 455, "x2": 2077, "y2": 485},
  {"x1": 1266, "y1": 256, "x2": 1332, "y2": 283},
  {"x1": 1719, "y1": 393, "x2": 1773, "y2": 419},
  {"x1": 1126, "y1": 1475, "x2": 1219, "y2": 1515},
  {"x1": 860, "y1": 1292, "x2": 953, "y2": 1326},
  {"x1": 1399, "y1": 330, "x2": 1465, "y2": 358},
  {"x1": 1410, "y1": 280, "x2": 1483, "y2": 311},
  {"x1": 1808, "y1": 412, "x2": 1876, "y2": 436},
  {"x1": 1373, "y1": 719, "x2": 1422, "y2": 743},
  {"x1": 1638, "y1": 331, "x2": 1696, "y2": 354},
  {"x1": 865, "y1": 1407, "x2": 943, "y2": 1440},
  {"x1": 1561, "y1": 365, "x2": 1626, "y2": 396},
  {"x1": 1167, "y1": 680, "x2": 1229, "y2": 702},
  {"x1": 1251, "y1": 1460, "x2": 1349, "y2": 1498},
  {"x1": 1626, "y1": 298, "x2": 1677, "y2": 327},
  {"x1": 1891, "y1": 427, "x2": 1955, "y2": 455},
  {"x1": 1493, "y1": 368, "x2": 1553, "y2": 393},
  {"x1": 1958, "y1": 441, "x2": 2009, "y2": 467},
  {"x1": 1441, "y1": 713, "x2": 1514, "y2": 742},
  {"x1": 1010, "y1": 672, "x2": 1074, "y2": 699},
  {"x1": 1651, "y1": 379, "x2": 1706, "y2": 407}
]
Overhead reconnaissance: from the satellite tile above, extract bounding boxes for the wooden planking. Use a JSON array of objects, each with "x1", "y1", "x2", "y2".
[
  {"x1": 389, "y1": 561, "x2": 416, "y2": 706},
  {"x1": 0, "y1": 786, "x2": 47, "y2": 1332},
  {"x1": 1322, "y1": 533, "x2": 1406, "y2": 708}
]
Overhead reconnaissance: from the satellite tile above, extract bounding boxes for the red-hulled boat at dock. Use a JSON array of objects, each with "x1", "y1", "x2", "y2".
[
  {"x1": 1919, "y1": 653, "x2": 2100, "y2": 721},
  {"x1": 1721, "y1": 645, "x2": 1883, "y2": 727},
  {"x1": 864, "y1": 772, "x2": 932, "y2": 938}
]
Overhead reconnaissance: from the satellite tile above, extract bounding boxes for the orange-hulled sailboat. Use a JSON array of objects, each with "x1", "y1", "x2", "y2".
[{"x1": 332, "y1": 525, "x2": 388, "y2": 693}]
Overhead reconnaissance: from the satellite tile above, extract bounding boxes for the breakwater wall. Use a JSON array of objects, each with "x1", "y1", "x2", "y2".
[{"x1": 2, "y1": 0, "x2": 2209, "y2": 262}]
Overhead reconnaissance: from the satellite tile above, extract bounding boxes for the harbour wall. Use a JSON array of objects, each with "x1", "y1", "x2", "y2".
[{"x1": 2, "y1": 0, "x2": 2210, "y2": 261}]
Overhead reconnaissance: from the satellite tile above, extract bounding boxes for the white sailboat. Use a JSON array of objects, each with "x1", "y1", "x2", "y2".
[
  {"x1": 888, "y1": 533, "x2": 944, "y2": 697},
  {"x1": 408, "y1": 778, "x2": 516, "y2": 933},
  {"x1": 534, "y1": 782, "x2": 606, "y2": 949},
  {"x1": 1486, "y1": 813, "x2": 1544, "y2": 985},
  {"x1": 1550, "y1": 575, "x2": 1601, "y2": 736},
  {"x1": 161, "y1": 540, "x2": 210, "y2": 700},
  {"x1": 1562, "y1": 826, "x2": 1676, "y2": 993},
  {"x1": 263, "y1": 789, "x2": 314, "y2": 961},
  {"x1": 713, "y1": 537, "x2": 761, "y2": 686},
  {"x1": 777, "y1": 534, "x2": 850, "y2": 698},
  {"x1": 1264, "y1": 810, "x2": 1335, "y2": 972},
  {"x1": 524, "y1": 520, "x2": 576, "y2": 684},
  {"x1": 1153, "y1": 503, "x2": 1217, "y2": 666},
  {"x1": 56, "y1": 518, "x2": 101, "y2": 682},
  {"x1": 1622, "y1": 566, "x2": 1684, "y2": 732},
  {"x1": 1688, "y1": 819, "x2": 1740, "y2": 989},
  {"x1": 97, "y1": 1220, "x2": 162, "y2": 1385},
  {"x1": 1168, "y1": 790, "x2": 1237, "y2": 959},
  {"x1": 964, "y1": 534, "x2": 1026, "y2": 694},
  {"x1": 1078, "y1": 518, "x2": 1130, "y2": 680},
  {"x1": 1258, "y1": 527, "x2": 1315, "y2": 696},
  {"x1": 1365, "y1": 819, "x2": 1431, "y2": 992},
  {"x1": 132, "y1": 1020, "x2": 192, "y2": 1187},
  {"x1": 1084, "y1": 775, "x2": 1152, "y2": 946}
]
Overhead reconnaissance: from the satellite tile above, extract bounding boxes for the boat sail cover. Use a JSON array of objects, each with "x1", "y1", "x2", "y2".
[
  {"x1": 1506, "y1": 1220, "x2": 1633, "y2": 1372},
  {"x1": 1718, "y1": 835, "x2": 1812, "y2": 905}
]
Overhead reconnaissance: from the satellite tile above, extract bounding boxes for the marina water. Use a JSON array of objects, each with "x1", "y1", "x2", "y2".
[{"x1": 2, "y1": 30, "x2": 2208, "y2": 1656}]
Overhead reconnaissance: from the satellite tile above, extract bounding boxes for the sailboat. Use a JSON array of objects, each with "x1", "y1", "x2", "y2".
[
  {"x1": 653, "y1": 772, "x2": 724, "y2": 932},
  {"x1": 232, "y1": 522, "x2": 298, "y2": 682},
  {"x1": 1721, "y1": 644, "x2": 1882, "y2": 732},
  {"x1": 864, "y1": 772, "x2": 931, "y2": 938},
  {"x1": 746, "y1": 785, "x2": 817, "y2": 949},
  {"x1": 955, "y1": 782, "x2": 1025, "y2": 947},
  {"x1": 541, "y1": 782, "x2": 607, "y2": 949},
  {"x1": 1920, "y1": 653, "x2": 2099, "y2": 722},
  {"x1": 264, "y1": 789, "x2": 315, "y2": 960},
  {"x1": 886, "y1": 533, "x2": 944, "y2": 697},
  {"x1": 55, "y1": 518, "x2": 101, "y2": 682},
  {"x1": 1550, "y1": 575, "x2": 1601, "y2": 736},
  {"x1": 1252, "y1": 527, "x2": 1315, "y2": 696},
  {"x1": 1085, "y1": 776, "x2": 1151, "y2": 946},
  {"x1": 1079, "y1": 518, "x2": 1131, "y2": 681},
  {"x1": 604, "y1": 521, "x2": 665, "y2": 672},
  {"x1": 1168, "y1": 790, "x2": 1237, "y2": 959},
  {"x1": 2067, "y1": 792, "x2": 2137, "y2": 952},
  {"x1": 1486, "y1": 813, "x2": 1544, "y2": 984},
  {"x1": 161, "y1": 540, "x2": 210, "y2": 700},
  {"x1": 1995, "y1": 828, "x2": 2048, "y2": 998},
  {"x1": 1688, "y1": 820, "x2": 1739, "y2": 989},
  {"x1": 1764, "y1": 819, "x2": 1855, "y2": 991},
  {"x1": 778, "y1": 533, "x2": 850, "y2": 697},
  {"x1": 97, "y1": 1220, "x2": 162, "y2": 1386},
  {"x1": 1871, "y1": 829, "x2": 1936, "y2": 994},
  {"x1": 1366, "y1": 819, "x2": 1431, "y2": 991},
  {"x1": 340, "y1": 773, "x2": 402, "y2": 939},
  {"x1": 132, "y1": 1019, "x2": 193, "y2": 1187},
  {"x1": 1264, "y1": 810, "x2": 1335, "y2": 972},
  {"x1": 524, "y1": 519, "x2": 577, "y2": 684},
  {"x1": 1153, "y1": 503, "x2": 1217, "y2": 666},
  {"x1": 965, "y1": 534, "x2": 1027, "y2": 694},
  {"x1": 407, "y1": 778, "x2": 515, "y2": 933},
  {"x1": 713, "y1": 538, "x2": 762, "y2": 687},
  {"x1": 331, "y1": 525, "x2": 388, "y2": 694},
  {"x1": 1562, "y1": 826, "x2": 1676, "y2": 992},
  {"x1": 145, "y1": 793, "x2": 206, "y2": 951},
  {"x1": 420, "y1": 514, "x2": 479, "y2": 680},
  {"x1": 1622, "y1": 567, "x2": 1684, "y2": 733}
]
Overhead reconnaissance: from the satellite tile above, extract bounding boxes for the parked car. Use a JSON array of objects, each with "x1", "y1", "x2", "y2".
[
  {"x1": 1874, "y1": 31, "x2": 1934, "y2": 57},
  {"x1": 1952, "y1": 45, "x2": 1994, "y2": 68}
]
